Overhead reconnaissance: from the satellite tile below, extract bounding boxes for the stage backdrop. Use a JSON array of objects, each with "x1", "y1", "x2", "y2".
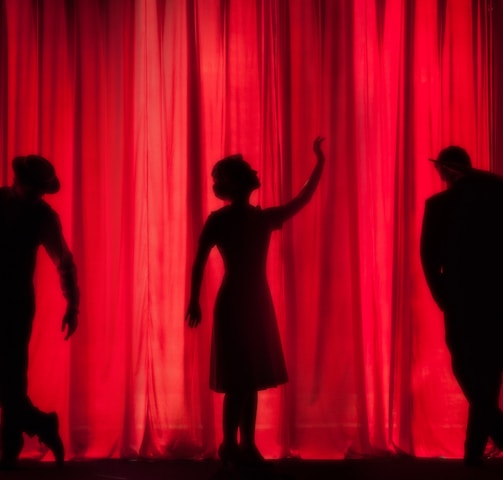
[{"x1": 0, "y1": 0, "x2": 501, "y2": 460}]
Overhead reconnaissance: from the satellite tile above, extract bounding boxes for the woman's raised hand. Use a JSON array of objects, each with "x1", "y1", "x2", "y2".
[{"x1": 313, "y1": 136, "x2": 326, "y2": 161}]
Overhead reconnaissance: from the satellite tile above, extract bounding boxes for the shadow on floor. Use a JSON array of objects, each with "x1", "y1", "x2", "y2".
[{"x1": 3, "y1": 458, "x2": 503, "y2": 480}]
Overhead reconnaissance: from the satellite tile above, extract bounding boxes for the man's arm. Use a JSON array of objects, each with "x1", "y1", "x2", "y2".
[
  {"x1": 420, "y1": 199, "x2": 446, "y2": 311},
  {"x1": 41, "y1": 209, "x2": 79, "y2": 339}
]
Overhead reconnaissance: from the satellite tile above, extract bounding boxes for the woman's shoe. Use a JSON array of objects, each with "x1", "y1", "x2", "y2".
[
  {"x1": 239, "y1": 443, "x2": 265, "y2": 465},
  {"x1": 218, "y1": 442, "x2": 240, "y2": 467}
]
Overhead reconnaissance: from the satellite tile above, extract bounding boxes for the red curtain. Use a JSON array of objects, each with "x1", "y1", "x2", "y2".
[{"x1": 0, "y1": 0, "x2": 498, "y2": 460}]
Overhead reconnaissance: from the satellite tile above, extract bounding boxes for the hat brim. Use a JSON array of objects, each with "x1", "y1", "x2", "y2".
[{"x1": 428, "y1": 157, "x2": 472, "y2": 172}]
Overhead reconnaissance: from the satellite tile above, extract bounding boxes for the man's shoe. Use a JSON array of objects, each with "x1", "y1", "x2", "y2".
[
  {"x1": 38, "y1": 412, "x2": 64, "y2": 467},
  {"x1": 0, "y1": 458, "x2": 18, "y2": 470},
  {"x1": 0, "y1": 432, "x2": 23, "y2": 469},
  {"x1": 463, "y1": 455, "x2": 484, "y2": 468}
]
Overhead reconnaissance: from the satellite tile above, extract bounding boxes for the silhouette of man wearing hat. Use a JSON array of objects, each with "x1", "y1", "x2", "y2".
[
  {"x1": 421, "y1": 146, "x2": 503, "y2": 466},
  {"x1": 0, "y1": 155, "x2": 79, "y2": 469}
]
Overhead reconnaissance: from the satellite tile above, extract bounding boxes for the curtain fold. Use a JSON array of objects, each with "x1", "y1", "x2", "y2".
[{"x1": 0, "y1": 0, "x2": 497, "y2": 459}]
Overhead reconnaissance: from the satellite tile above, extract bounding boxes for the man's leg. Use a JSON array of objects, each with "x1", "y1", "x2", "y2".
[
  {"x1": 25, "y1": 408, "x2": 65, "y2": 466},
  {"x1": 450, "y1": 351, "x2": 489, "y2": 463},
  {"x1": 464, "y1": 405, "x2": 487, "y2": 463},
  {"x1": 0, "y1": 347, "x2": 26, "y2": 468},
  {"x1": 1, "y1": 336, "x2": 64, "y2": 467},
  {"x1": 481, "y1": 367, "x2": 503, "y2": 449},
  {"x1": 0, "y1": 402, "x2": 24, "y2": 468},
  {"x1": 1, "y1": 388, "x2": 64, "y2": 467},
  {"x1": 452, "y1": 352, "x2": 503, "y2": 463}
]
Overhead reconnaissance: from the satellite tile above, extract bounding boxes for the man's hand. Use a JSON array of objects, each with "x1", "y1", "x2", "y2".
[
  {"x1": 62, "y1": 307, "x2": 78, "y2": 340},
  {"x1": 185, "y1": 302, "x2": 202, "y2": 328}
]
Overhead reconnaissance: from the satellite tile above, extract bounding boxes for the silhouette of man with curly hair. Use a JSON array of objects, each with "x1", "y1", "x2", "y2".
[{"x1": 0, "y1": 155, "x2": 79, "y2": 469}]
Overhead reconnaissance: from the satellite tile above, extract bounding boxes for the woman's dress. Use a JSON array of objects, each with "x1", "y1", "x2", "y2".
[{"x1": 200, "y1": 204, "x2": 288, "y2": 392}]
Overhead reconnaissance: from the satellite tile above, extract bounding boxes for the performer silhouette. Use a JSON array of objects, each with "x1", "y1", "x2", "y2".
[
  {"x1": 186, "y1": 137, "x2": 325, "y2": 465},
  {"x1": 420, "y1": 146, "x2": 503, "y2": 466},
  {"x1": 0, "y1": 155, "x2": 79, "y2": 469}
]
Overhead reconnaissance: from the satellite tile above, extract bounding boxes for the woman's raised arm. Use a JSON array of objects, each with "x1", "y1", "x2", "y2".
[{"x1": 266, "y1": 136, "x2": 325, "y2": 225}]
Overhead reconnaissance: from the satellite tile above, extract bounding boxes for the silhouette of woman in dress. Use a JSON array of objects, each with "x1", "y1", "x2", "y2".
[{"x1": 186, "y1": 137, "x2": 325, "y2": 465}]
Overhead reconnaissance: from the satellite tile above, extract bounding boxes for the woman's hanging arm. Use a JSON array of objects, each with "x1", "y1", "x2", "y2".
[{"x1": 185, "y1": 216, "x2": 215, "y2": 328}]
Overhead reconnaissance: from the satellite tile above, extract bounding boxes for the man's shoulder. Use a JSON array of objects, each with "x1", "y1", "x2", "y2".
[
  {"x1": 0, "y1": 186, "x2": 14, "y2": 206},
  {"x1": 425, "y1": 189, "x2": 452, "y2": 208},
  {"x1": 36, "y1": 199, "x2": 59, "y2": 222},
  {"x1": 0, "y1": 186, "x2": 12, "y2": 197},
  {"x1": 470, "y1": 170, "x2": 503, "y2": 194}
]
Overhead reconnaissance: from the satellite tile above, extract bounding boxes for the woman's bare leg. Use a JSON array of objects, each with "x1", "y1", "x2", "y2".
[{"x1": 239, "y1": 391, "x2": 258, "y2": 447}]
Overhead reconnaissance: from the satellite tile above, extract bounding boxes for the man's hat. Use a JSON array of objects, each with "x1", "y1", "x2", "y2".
[
  {"x1": 428, "y1": 146, "x2": 472, "y2": 172},
  {"x1": 12, "y1": 155, "x2": 60, "y2": 194}
]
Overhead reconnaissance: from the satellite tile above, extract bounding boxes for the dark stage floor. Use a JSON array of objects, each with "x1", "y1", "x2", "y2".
[{"x1": 4, "y1": 458, "x2": 503, "y2": 480}]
